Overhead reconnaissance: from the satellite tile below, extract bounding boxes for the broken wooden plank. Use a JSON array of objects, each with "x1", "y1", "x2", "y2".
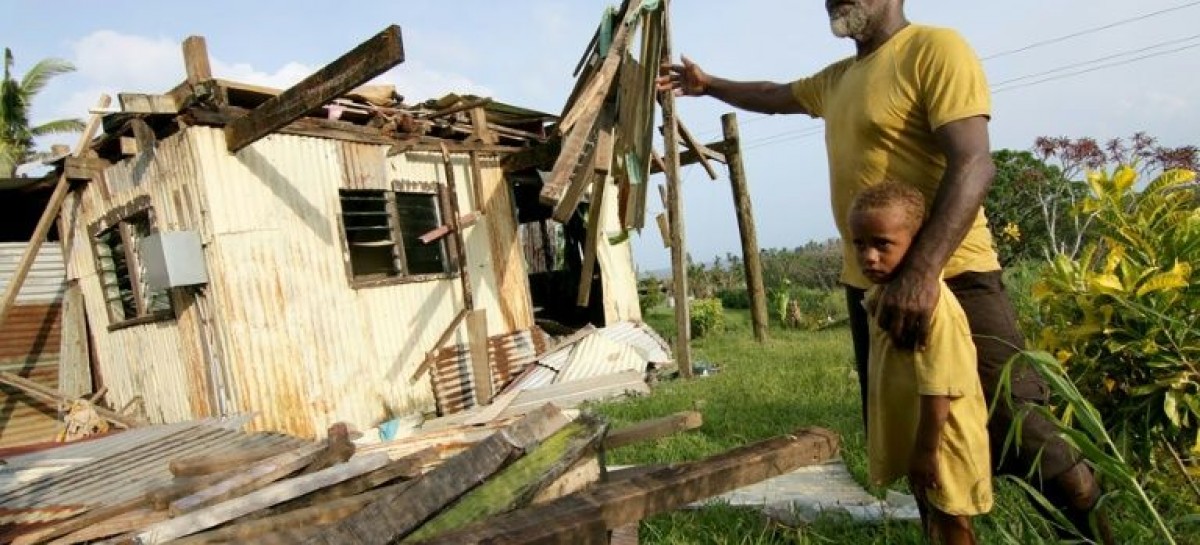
[
  {"x1": 169, "y1": 442, "x2": 324, "y2": 515},
  {"x1": 306, "y1": 403, "x2": 570, "y2": 545},
  {"x1": 119, "y1": 136, "x2": 139, "y2": 156},
  {"x1": 674, "y1": 118, "x2": 718, "y2": 180},
  {"x1": 42, "y1": 508, "x2": 166, "y2": 545},
  {"x1": 147, "y1": 469, "x2": 242, "y2": 511},
  {"x1": 0, "y1": 370, "x2": 137, "y2": 428},
  {"x1": 466, "y1": 309, "x2": 492, "y2": 404},
  {"x1": 576, "y1": 175, "x2": 607, "y2": 308},
  {"x1": 418, "y1": 212, "x2": 479, "y2": 244},
  {"x1": 468, "y1": 106, "x2": 497, "y2": 145},
  {"x1": 403, "y1": 415, "x2": 608, "y2": 543},
  {"x1": 119, "y1": 93, "x2": 179, "y2": 114},
  {"x1": 531, "y1": 454, "x2": 602, "y2": 504},
  {"x1": 62, "y1": 156, "x2": 108, "y2": 182},
  {"x1": 500, "y1": 138, "x2": 560, "y2": 173},
  {"x1": 11, "y1": 496, "x2": 146, "y2": 545},
  {"x1": 463, "y1": 387, "x2": 521, "y2": 427},
  {"x1": 169, "y1": 442, "x2": 298, "y2": 477},
  {"x1": 439, "y1": 142, "x2": 474, "y2": 310},
  {"x1": 414, "y1": 427, "x2": 841, "y2": 544},
  {"x1": 136, "y1": 452, "x2": 391, "y2": 544},
  {"x1": 224, "y1": 25, "x2": 404, "y2": 152},
  {"x1": 540, "y1": 5, "x2": 640, "y2": 210},
  {"x1": 171, "y1": 483, "x2": 406, "y2": 545},
  {"x1": 410, "y1": 308, "x2": 470, "y2": 383},
  {"x1": 274, "y1": 447, "x2": 435, "y2": 512},
  {"x1": 655, "y1": 213, "x2": 670, "y2": 249},
  {"x1": 500, "y1": 370, "x2": 649, "y2": 419},
  {"x1": 602, "y1": 411, "x2": 702, "y2": 450},
  {"x1": 427, "y1": 97, "x2": 492, "y2": 120},
  {"x1": 649, "y1": 139, "x2": 729, "y2": 174},
  {"x1": 182, "y1": 36, "x2": 212, "y2": 85}
]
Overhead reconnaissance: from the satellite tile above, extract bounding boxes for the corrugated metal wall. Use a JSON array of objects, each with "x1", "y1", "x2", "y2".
[
  {"x1": 188, "y1": 128, "x2": 535, "y2": 437},
  {"x1": 0, "y1": 243, "x2": 66, "y2": 447},
  {"x1": 61, "y1": 129, "x2": 212, "y2": 425}
]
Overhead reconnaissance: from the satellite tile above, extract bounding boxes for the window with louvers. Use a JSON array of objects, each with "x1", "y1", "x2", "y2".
[
  {"x1": 339, "y1": 186, "x2": 451, "y2": 284},
  {"x1": 93, "y1": 211, "x2": 174, "y2": 325}
]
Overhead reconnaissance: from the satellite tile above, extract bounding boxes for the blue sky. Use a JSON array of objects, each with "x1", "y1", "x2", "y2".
[{"x1": 3, "y1": 1, "x2": 1198, "y2": 271}]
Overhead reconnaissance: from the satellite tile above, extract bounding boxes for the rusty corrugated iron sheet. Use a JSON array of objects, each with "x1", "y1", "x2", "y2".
[
  {"x1": 429, "y1": 328, "x2": 549, "y2": 415},
  {"x1": 0, "y1": 244, "x2": 66, "y2": 448},
  {"x1": 0, "y1": 244, "x2": 66, "y2": 305},
  {"x1": 0, "y1": 416, "x2": 307, "y2": 527}
]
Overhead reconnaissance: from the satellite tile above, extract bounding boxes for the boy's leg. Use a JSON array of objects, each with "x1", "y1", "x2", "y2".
[
  {"x1": 945, "y1": 271, "x2": 1112, "y2": 544},
  {"x1": 911, "y1": 487, "x2": 976, "y2": 545},
  {"x1": 844, "y1": 285, "x2": 870, "y2": 432}
]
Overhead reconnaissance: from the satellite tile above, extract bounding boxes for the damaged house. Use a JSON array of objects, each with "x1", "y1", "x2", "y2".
[{"x1": 4, "y1": 26, "x2": 647, "y2": 441}]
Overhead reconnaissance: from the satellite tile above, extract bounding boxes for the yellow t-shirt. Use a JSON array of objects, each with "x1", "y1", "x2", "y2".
[
  {"x1": 790, "y1": 25, "x2": 1001, "y2": 288},
  {"x1": 865, "y1": 282, "x2": 992, "y2": 515}
]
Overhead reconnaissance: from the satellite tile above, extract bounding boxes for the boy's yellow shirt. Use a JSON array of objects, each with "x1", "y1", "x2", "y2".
[
  {"x1": 866, "y1": 282, "x2": 993, "y2": 516},
  {"x1": 791, "y1": 24, "x2": 1001, "y2": 288}
]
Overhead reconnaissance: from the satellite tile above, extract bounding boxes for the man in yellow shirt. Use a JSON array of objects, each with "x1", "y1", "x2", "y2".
[{"x1": 657, "y1": 0, "x2": 1112, "y2": 542}]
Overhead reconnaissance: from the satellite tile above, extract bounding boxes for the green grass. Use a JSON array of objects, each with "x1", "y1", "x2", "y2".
[{"x1": 589, "y1": 307, "x2": 1200, "y2": 544}]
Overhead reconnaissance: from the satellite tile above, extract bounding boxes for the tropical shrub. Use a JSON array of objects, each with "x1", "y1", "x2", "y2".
[
  {"x1": 689, "y1": 298, "x2": 725, "y2": 339},
  {"x1": 1032, "y1": 166, "x2": 1200, "y2": 460},
  {"x1": 638, "y1": 276, "x2": 665, "y2": 312},
  {"x1": 715, "y1": 287, "x2": 750, "y2": 310}
]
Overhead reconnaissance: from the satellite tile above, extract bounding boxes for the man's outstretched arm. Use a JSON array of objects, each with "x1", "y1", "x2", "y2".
[{"x1": 657, "y1": 55, "x2": 808, "y2": 115}]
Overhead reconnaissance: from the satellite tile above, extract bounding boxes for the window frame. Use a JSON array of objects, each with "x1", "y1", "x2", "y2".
[
  {"x1": 89, "y1": 198, "x2": 175, "y2": 330},
  {"x1": 338, "y1": 180, "x2": 458, "y2": 289}
]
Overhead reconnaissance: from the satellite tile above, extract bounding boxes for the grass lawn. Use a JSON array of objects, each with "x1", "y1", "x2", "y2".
[{"x1": 590, "y1": 307, "x2": 1196, "y2": 544}]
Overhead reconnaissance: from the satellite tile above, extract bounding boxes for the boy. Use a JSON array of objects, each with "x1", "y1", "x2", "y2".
[{"x1": 849, "y1": 182, "x2": 992, "y2": 544}]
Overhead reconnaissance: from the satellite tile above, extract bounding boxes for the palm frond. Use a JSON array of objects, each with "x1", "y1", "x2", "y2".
[
  {"x1": 19, "y1": 57, "x2": 76, "y2": 98},
  {"x1": 30, "y1": 118, "x2": 84, "y2": 137}
]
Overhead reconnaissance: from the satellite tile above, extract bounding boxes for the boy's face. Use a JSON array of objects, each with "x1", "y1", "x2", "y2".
[{"x1": 849, "y1": 204, "x2": 917, "y2": 284}]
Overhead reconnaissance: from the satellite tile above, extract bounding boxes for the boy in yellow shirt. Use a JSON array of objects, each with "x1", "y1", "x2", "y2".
[{"x1": 849, "y1": 181, "x2": 992, "y2": 544}]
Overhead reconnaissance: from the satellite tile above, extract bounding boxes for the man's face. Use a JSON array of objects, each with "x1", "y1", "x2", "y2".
[
  {"x1": 849, "y1": 204, "x2": 917, "y2": 284},
  {"x1": 825, "y1": 0, "x2": 890, "y2": 39}
]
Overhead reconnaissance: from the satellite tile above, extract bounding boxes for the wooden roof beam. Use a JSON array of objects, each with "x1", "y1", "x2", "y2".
[{"x1": 223, "y1": 25, "x2": 405, "y2": 153}]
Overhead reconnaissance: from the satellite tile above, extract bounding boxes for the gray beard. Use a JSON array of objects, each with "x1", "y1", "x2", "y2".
[{"x1": 830, "y1": 7, "x2": 870, "y2": 39}]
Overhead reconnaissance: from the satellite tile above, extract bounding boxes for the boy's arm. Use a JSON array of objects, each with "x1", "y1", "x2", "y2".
[{"x1": 909, "y1": 394, "x2": 951, "y2": 490}]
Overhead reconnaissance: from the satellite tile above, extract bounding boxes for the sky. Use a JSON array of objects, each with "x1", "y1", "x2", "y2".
[{"x1": 3, "y1": 0, "x2": 1198, "y2": 272}]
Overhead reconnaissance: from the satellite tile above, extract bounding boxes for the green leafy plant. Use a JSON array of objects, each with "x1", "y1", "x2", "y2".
[
  {"x1": 999, "y1": 350, "x2": 1177, "y2": 544},
  {"x1": 1031, "y1": 166, "x2": 1200, "y2": 460},
  {"x1": 688, "y1": 298, "x2": 725, "y2": 339}
]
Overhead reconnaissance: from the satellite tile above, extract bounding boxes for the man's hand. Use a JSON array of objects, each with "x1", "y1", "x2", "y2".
[
  {"x1": 908, "y1": 447, "x2": 941, "y2": 492},
  {"x1": 877, "y1": 267, "x2": 940, "y2": 351},
  {"x1": 656, "y1": 55, "x2": 710, "y2": 96}
]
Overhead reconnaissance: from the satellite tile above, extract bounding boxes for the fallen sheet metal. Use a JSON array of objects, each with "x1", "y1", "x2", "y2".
[{"x1": 0, "y1": 416, "x2": 309, "y2": 526}]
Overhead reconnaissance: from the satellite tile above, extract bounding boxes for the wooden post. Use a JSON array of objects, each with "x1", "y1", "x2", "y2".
[
  {"x1": 0, "y1": 95, "x2": 110, "y2": 333},
  {"x1": 182, "y1": 36, "x2": 213, "y2": 84},
  {"x1": 721, "y1": 113, "x2": 769, "y2": 343},
  {"x1": 659, "y1": 2, "x2": 692, "y2": 378}
]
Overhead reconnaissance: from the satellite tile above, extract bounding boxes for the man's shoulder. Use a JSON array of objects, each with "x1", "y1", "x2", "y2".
[{"x1": 904, "y1": 24, "x2": 972, "y2": 51}]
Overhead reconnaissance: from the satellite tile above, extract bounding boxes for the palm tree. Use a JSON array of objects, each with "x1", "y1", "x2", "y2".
[{"x1": 1, "y1": 48, "x2": 85, "y2": 177}]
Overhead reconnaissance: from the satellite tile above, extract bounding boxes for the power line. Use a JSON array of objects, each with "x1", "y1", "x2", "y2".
[
  {"x1": 980, "y1": 0, "x2": 1200, "y2": 60},
  {"x1": 994, "y1": 40, "x2": 1200, "y2": 93},
  {"x1": 991, "y1": 33, "x2": 1200, "y2": 87}
]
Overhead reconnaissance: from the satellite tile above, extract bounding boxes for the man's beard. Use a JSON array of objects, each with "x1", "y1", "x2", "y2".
[{"x1": 829, "y1": 5, "x2": 871, "y2": 39}]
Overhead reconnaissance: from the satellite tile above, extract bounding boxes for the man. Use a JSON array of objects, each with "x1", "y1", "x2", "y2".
[{"x1": 657, "y1": 1, "x2": 1113, "y2": 542}]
